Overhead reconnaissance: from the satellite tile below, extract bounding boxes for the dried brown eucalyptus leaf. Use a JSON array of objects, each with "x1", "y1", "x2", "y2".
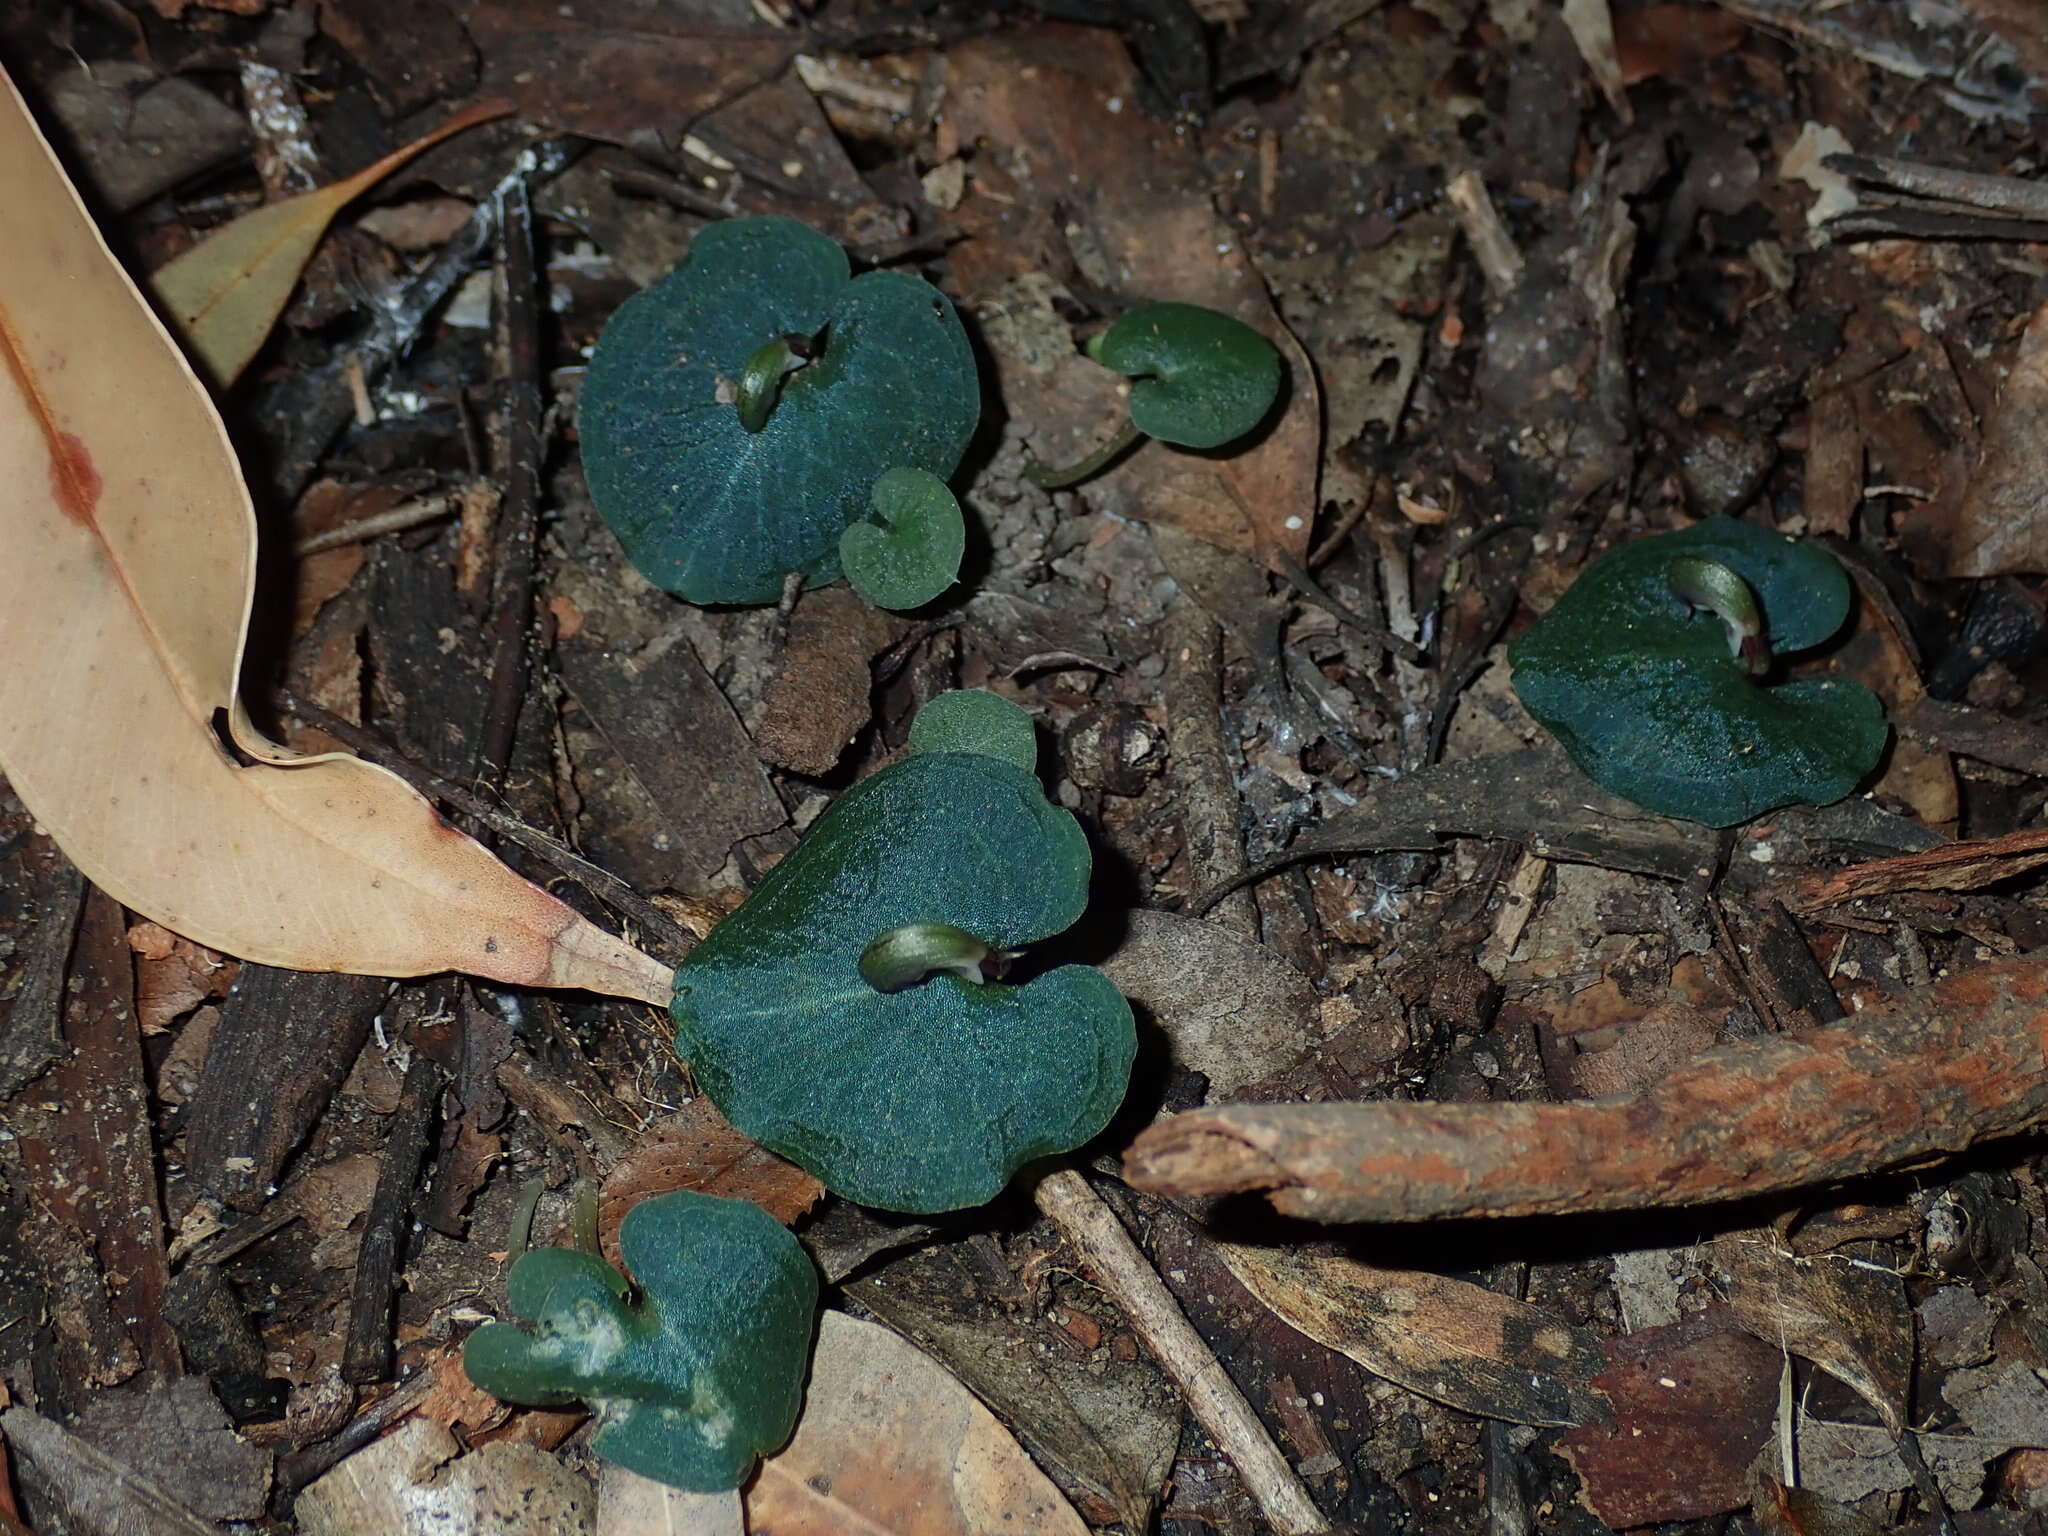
[{"x1": 0, "y1": 67, "x2": 668, "y2": 1005}]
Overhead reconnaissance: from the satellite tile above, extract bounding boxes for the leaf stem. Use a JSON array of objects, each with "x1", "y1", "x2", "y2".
[{"x1": 1025, "y1": 421, "x2": 1145, "y2": 490}]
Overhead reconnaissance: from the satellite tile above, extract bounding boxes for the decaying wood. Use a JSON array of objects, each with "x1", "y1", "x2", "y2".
[
  {"x1": 557, "y1": 633, "x2": 789, "y2": 895},
  {"x1": 1161, "y1": 595, "x2": 1257, "y2": 939},
  {"x1": 1895, "y1": 696, "x2": 2048, "y2": 779},
  {"x1": 0, "y1": 857, "x2": 81, "y2": 1099},
  {"x1": 17, "y1": 890, "x2": 176, "y2": 1375},
  {"x1": 1, "y1": 1406, "x2": 220, "y2": 1536},
  {"x1": 1126, "y1": 954, "x2": 2048, "y2": 1223},
  {"x1": 184, "y1": 966, "x2": 388, "y2": 1210}
]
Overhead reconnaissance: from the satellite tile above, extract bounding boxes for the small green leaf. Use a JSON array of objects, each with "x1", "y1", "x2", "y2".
[
  {"x1": 839, "y1": 467, "x2": 967, "y2": 611},
  {"x1": 906, "y1": 687, "x2": 1038, "y2": 772},
  {"x1": 580, "y1": 218, "x2": 979, "y2": 606},
  {"x1": 1088, "y1": 302, "x2": 1282, "y2": 450},
  {"x1": 672, "y1": 697, "x2": 1134, "y2": 1213},
  {"x1": 462, "y1": 1192, "x2": 818, "y2": 1493},
  {"x1": 1509, "y1": 517, "x2": 1889, "y2": 828}
]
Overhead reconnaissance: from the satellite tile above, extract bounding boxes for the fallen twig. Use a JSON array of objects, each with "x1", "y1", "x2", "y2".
[
  {"x1": 1126, "y1": 954, "x2": 2048, "y2": 1223},
  {"x1": 342, "y1": 1049, "x2": 442, "y2": 1383},
  {"x1": 1825, "y1": 151, "x2": 2048, "y2": 222},
  {"x1": 1445, "y1": 169, "x2": 1524, "y2": 295},
  {"x1": 1821, "y1": 152, "x2": 2048, "y2": 241},
  {"x1": 1032, "y1": 1169, "x2": 1330, "y2": 1534},
  {"x1": 264, "y1": 139, "x2": 578, "y2": 502},
  {"x1": 292, "y1": 492, "x2": 458, "y2": 556}
]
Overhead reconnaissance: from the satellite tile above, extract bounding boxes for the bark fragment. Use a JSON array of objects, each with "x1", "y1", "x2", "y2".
[{"x1": 1127, "y1": 955, "x2": 2048, "y2": 1223}]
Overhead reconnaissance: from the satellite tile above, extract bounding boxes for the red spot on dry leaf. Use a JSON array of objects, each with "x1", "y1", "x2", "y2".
[
  {"x1": 0, "y1": 307, "x2": 102, "y2": 530},
  {"x1": 48, "y1": 429, "x2": 102, "y2": 529}
]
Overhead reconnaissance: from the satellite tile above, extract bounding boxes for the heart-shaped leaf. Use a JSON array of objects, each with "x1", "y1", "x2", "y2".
[
  {"x1": 580, "y1": 217, "x2": 979, "y2": 606},
  {"x1": 904, "y1": 686, "x2": 1038, "y2": 772},
  {"x1": 463, "y1": 1191, "x2": 818, "y2": 1493},
  {"x1": 839, "y1": 466, "x2": 966, "y2": 611},
  {"x1": 1089, "y1": 301, "x2": 1281, "y2": 450},
  {"x1": 1509, "y1": 517, "x2": 1888, "y2": 827},
  {"x1": 671, "y1": 698, "x2": 1135, "y2": 1212}
]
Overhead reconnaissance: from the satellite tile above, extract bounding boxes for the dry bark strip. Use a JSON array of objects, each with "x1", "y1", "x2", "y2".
[
  {"x1": 1785, "y1": 824, "x2": 2048, "y2": 908},
  {"x1": 183, "y1": 966, "x2": 387, "y2": 1211},
  {"x1": 16, "y1": 889, "x2": 177, "y2": 1376},
  {"x1": 1125, "y1": 954, "x2": 2048, "y2": 1223}
]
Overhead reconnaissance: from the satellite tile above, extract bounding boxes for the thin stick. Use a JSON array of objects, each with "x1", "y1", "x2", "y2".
[
  {"x1": 275, "y1": 1369, "x2": 438, "y2": 1494},
  {"x1": 1161, "y1": 597, "x2": 1255, "y2": 938},
  {"x1": 1824, "y1": 151, "x2": 2048, "y2": 222},
  {"x1": 1033, "y1": 1168, "x2": 1331, "y2": 1535},
  {"x1": 342, "y1": 1051, "x2": 441, "y2": 1383},
  {"x1": 293, "y1": 493, "x2": 457, "y2": 556},
  {"x1": 1445, "y1": 169, "x2": 1524, "y2": 296},
  {"x1": 478, "y1": 176, "x2": 542, "y2": 785}
]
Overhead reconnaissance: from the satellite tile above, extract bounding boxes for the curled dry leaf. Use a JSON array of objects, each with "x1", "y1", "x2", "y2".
[
  {"x1": 1712, "y1": 1234, "x2": 1914, "y2": 1436},
  {"x1": 1218, "y1": 1243, "x2": 1611, "y2": 1428},
  {"x1": 0, "y1": 68, "x2": 670, "y2": 1007},
  {"x1": 126, "y1": 919, "x2": 236, "y2": 1033},
  {"x1": 1949, "y1": 299, "x2": 2048, "y2": 577},
  {"x1": 747, "y1": 1312, "x2": 1091, "y2": 1536},
  {"x1": 151, "y1": 99, "x2": 512, "y2": 387}
]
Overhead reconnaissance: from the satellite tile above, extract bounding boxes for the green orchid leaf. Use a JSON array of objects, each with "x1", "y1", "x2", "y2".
[
  {"x1": 581, "y1": 217, "x2": 979, "y2": 606},
  {"x1": 672, "y1": 710, "x2": 1135, "y2": 1213},
  {"x1": 905, "y1": 687, "x2": 1038, "y2": 772},
  {"x1": 1509, "y1": 517, "x2": 1889, "y2": 828},
  {"x1": 839, "y1": 467, "x2": 967, "y2": 611},
  {"x1": 1088, "y1": 301, "x2": 1282, "y2": 450},
  {"x1": 462, "y1": 1191, "x2": 818, "y2": 1493}
]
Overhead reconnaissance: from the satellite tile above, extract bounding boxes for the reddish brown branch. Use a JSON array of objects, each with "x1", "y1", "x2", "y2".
[{"x1": 1125, "y1": 956, "x2": 2048, "y2": 1223}]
